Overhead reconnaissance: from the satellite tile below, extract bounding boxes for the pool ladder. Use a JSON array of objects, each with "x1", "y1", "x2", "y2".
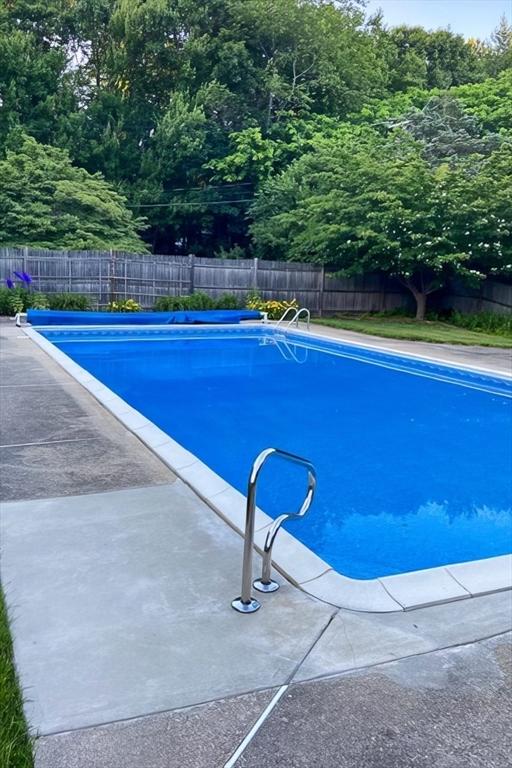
[
  {"x1": 275, "y1": 306, "x2": 311, "y2": 331},
  {"x1": 232, "y1": 448, "x2": 317, "y2": 614}
]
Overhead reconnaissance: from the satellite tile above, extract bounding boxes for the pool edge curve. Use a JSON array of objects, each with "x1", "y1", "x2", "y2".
[{"x1": 24, "y1": 323, "x2": 512, "y2": 613}]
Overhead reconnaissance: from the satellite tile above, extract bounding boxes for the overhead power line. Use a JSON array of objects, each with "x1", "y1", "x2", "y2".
[
  {"x1": 130, "y1": 181, "x2": 253, "y2": 195},
  {"x1": 129, "y1": 198, "x2": 254, "y2": 208}
]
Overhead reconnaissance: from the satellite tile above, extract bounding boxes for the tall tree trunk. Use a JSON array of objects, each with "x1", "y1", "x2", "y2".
[
  {"x1": 413, "y1": 291, "x2": 427, "y2": 321},
  {"x1": 400, "y1": 279, "x2": 429, "y2": 320}
]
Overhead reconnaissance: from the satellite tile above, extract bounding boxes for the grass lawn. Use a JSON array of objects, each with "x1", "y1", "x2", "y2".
[
  {"x1": 313, "y1": 317, "x2": 512, "y2": 348},
  {"x1": 0, "y1": 587, "x2": 33, "y2": 768}
]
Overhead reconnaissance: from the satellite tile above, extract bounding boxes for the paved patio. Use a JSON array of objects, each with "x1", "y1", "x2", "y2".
[{"x1": 0, "y1": 322, "x2": 511, "y2": 767}]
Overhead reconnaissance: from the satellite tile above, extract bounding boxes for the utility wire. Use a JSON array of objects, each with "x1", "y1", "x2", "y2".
[
  {"x1": 131, "y1": 181, "x2": 253, "y2": 195},
  {"x1": 129, "y1": 198, "x2": 254, "y2": 208}
]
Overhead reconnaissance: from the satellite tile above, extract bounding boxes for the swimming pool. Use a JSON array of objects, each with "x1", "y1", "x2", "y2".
[{"x1": 35, "y1": 325, "x2": 512, "y2": 582}]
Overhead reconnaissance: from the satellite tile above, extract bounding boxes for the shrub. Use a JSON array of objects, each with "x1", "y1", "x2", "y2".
[
  {"x1": 215, "y1": 244, "x2": 247, "y2": 260},
  {"x1": 246, "y1": 291, "x2": 299, "y2": 320},
  {"x1": 154, "y1": 292, "x2": 214, "y2": 311},
  {"x1": 26, "y1": 292, "x2": 49, "y2": 309},
  {"x1": 8, "y1": 291, "x2": 25, "y2": 315},
  {"x1": 0, "y1": 287, "x2": 13, "y2": 315},
  {"x1": 449, "y1": 310, "x2": 512, "y2": 335},
  {"x1": 48, "y1": 293, "x2": 91, "y2": 311},
  {"x1": 0, "y1": 286, "x2": 29, "y2": 315},
  {"x1": 213, "y1": 292, "x2": 242, "y2": 310},
  {"x1": 0, "y1": 286, "x2": 50, "y2": 314},
  {"x1": 107, "y1": 299, "x2": 141, "y2": 312},
  {"x1": 154, "y1": 292, "x2": 241, "y2": 311}
]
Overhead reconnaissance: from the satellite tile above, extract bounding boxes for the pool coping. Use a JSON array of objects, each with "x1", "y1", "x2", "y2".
[{"x1": 23, "y1": 323, "x2": 512, "y2": 613}]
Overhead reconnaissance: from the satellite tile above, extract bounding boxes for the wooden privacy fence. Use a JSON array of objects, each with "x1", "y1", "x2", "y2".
[{"x1": 0, "y1": 247, "x2": 510, "y2": 314}]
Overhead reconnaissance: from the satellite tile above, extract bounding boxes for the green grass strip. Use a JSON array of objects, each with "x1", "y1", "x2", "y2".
[
  {"x1": 313, "y1": 318, "x2": 512, "y2": 348},
  {"x1": 0, "y1": 586, "x2": 33, "y2": 768}
]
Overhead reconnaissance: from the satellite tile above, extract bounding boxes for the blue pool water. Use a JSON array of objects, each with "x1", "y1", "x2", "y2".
[{"x1": 41, "y1": 326, "x2": 512, "y2": 579}]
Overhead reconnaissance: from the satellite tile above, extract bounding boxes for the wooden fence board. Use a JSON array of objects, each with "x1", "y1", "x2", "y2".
[{"x1": 0, "y1": 248, "x2": 510, "y2": 314}]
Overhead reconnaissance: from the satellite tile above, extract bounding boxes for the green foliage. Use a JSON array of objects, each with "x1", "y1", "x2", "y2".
[
  {"x1": 382, "y1": 26, "x2": 486, "y2": 92},
  {"x1": 313, "y1": 316, "x2": 512, "y2": 347},
  {"x1": 214, "y1": 292, "x2": 242, "y2": 310},
  {"x1": 387, "y1": 95, "x2": 503, "y2": 165},
  {"x1": 450, "y1": 70, "x2": 512, "y2": 133},
  {"x1": 0, "y1": 586, "x2": 33, "y2": 768},
  {"x1": 208, "y1": 114, "x2": 341, "y2": 186},
  {"x1": 0, "y1": 290, "x2": 92, "y2": 315},
  {"x1": 215, "y1": 244, "x2": 247, "y2": 260},
  {"x1": 0, "y1": 286, "x2": 51, "y2": 314},
  {"x1": 154, "y1": 292, "x2": 242, "y2": 311},
  {"x1": 245, "y1": 291, "x2": 298, "y2": 319},
  {"x1": 107, "y1": 299, "x2": 141, "y2": 312},
  {"x1": 449, "y1": 310, "x2": 512, "y2": 335},
  {"x1": 0, "y1": 288, "x2": 11, "y2": 316},
  {"x1": 0, "y1": 0, "x2": 510, "y2": 257},
  {"x1": 487, "y1": 15, "x2": 512, "y2": 75},
  {"x1": 26, "y1": 292, "x2": 49, "y2": 309},
  {"x1": 154, "y1": 292, "x2": 214, "y2": 311},
  {"x1": 251, "y1": 127, "x2": 512, "y2": 318},
  {"x1": 0, "y1": 136, "x2": 147, "y2": 251},
  {"x1": 0, "y1": 287, "x2": 24, "y2": 315},
  {"x1": 48, "y1": 293, "x2": 92, "y2": 311},
  {"x1": 356, "y1": 70, "x2": 512, "y2": 135}
]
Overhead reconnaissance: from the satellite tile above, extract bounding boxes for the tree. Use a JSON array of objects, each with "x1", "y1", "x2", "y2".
[
  {"x1": 0, "y1": 134, "x2": 147, "y2": 251},
  {"x1": 383, "y1": 26, "x2": 485, "y2": 92},
  {"x1": 208, "y1": 113, "x2": 340, "y2": 185},
  {"x1": 387, "y1": 95, "x2": 503, "y2": 165},
  {"x1": 0, "y1": 7, "x2": 72, "y2": 146},
  {"x1": 442, "y1": 70, "x2": 512, "y2": 134},
  {"x1": 487, "y1": 14, "x2": 512, "y2": 75},
  {"x1": 0, "y1": 0, "x2": 509, "y2": 256},
  {"x1": 353, "y1": 70, "x2": 512, "y2": 135},
  {"x1": 250, "y1": 128, "x2": 512, "y2": 319}
]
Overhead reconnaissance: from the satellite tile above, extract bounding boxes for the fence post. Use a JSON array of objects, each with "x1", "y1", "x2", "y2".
[
  {"x1": 99, "y1": 257, "x2": 103, "y2": 308},
  {"x1": 318, "y1": 266, "x2": 325, "y2": 316},
  {"x1": 252, "y1": 257, "x2": 259, "y2": 290},
  {"x1": 23, "y1": 246, "x2": 28, "y2": 285},
  {"x1": 109, "y1": 249, "x2": 116, "y2": 304},
  {"x1": 189, "y1": 253, "x2": 195, "y2": 294}
]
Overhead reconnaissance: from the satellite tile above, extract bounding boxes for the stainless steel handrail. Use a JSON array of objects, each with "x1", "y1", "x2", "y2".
[
  {"x1": 289, "y1": 307, "x2": 310, "y2": 330},
  {"x1": 275, "y1": 306, "x2": 311, "y2": 331},
  {"x1": 275, "y1": 306, "x2": 299, "y2": 328},
  {"x1": 231, "y1": 448, "x2": 317, "y2": 614}
]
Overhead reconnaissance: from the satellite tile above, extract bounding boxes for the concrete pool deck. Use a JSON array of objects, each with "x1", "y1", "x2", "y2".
[
  {"x1": 23, "y1": 320, "x2": 512, "y2": 612},
  {"x1": 0, "y1": 320, "x2": 511, "y2": 767}
]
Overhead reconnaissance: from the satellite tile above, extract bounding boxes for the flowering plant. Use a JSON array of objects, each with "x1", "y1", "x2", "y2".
[
  {"x1": 1, "y1": 269, "x2": 49, "y2": 314},
  {"x1": 106, "y1": 299, "x2": 141, "y2": 312},
  {"x1": 4, "y1": 270, "x2": 32, "y2": 290},
  {"x1": 246, "y1": 291, "x2": 298, "y2": 320}
]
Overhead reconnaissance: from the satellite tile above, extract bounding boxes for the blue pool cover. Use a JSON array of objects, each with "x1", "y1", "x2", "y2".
[
  {"x1": 39, "y1": 326, "x2": 512, "y2": 579},
  {"x1": 27, "y1": 308, "x2": 262, "y2": 326}
]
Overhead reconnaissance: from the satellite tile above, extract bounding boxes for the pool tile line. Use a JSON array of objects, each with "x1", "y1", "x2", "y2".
[
  {"x1": 23, "y1": 324, "x2": 512, "y2": 614},
  {"x1": 301, "y1": 323, "x2": 512, "y2": 379},
  {"x1": 34, "y1": 319, "x2": 512, "y2": 381}
]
